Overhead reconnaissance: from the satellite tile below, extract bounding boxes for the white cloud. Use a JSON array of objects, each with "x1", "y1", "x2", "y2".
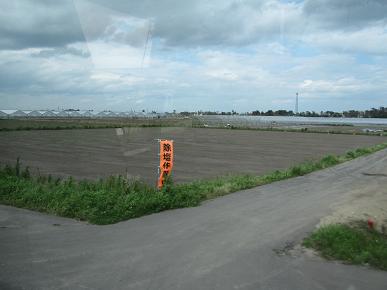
[
  {"x1": 299, "y1": 78, "x2": 364, "y2": 95},
  {"x1": 1, "y1": 0, "x2": 387, "y2": 112},
  {"x1": 205, "y1": 69, "x2": 239, "y2": 81},
  {"x1": 90, "y1": 72, "x2": 144, "y2": 85},
  {"x1": 304, "y1": 25, "x2": 387, "y2": 54},
  {"x1": 298, "y1": 75, "x2": 387, "y2": 102}
]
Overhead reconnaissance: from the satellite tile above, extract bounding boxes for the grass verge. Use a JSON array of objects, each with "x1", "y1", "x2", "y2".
[
  {"x1": 1, "y1": 143, "x2": 387, "y2": 225},
  {"x1": 303, "y1": 224, "x2": 387, "y2": 271}
]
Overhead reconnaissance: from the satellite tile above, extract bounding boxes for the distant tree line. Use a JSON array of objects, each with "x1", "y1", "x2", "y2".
[
  {"x1": 180, "y1": 107, "x2": 387, "y2": 118},
  {"x1": 250, "y1": 107, "x2": 387, "y2": 118}
]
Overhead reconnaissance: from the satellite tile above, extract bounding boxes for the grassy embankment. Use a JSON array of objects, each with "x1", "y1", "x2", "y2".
[
  {"x1": 1, "y1": 143, "x2": 387, "y2": 225},
  {"x1": 303, "y1": 224, "x2": 387, "y2": 271}
]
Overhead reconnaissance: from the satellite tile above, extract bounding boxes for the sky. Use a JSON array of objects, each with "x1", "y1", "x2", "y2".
[{"x1": 0, "y1": 0, "x2": 386, "y2": 112}]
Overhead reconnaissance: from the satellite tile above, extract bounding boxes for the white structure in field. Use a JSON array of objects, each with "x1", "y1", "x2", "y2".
[
  {"x1": 42, "y1": 111, "x2": 57, "y2": 117},
  {"x1": 28, "y1": 110, "x2": 42, "y2": 117},
  {"x1": 0, "y1": 109, "x2": 165, "y2": 119},
  {"x1": 0, "y1": 110, "x2": 8, "y2": 118}
]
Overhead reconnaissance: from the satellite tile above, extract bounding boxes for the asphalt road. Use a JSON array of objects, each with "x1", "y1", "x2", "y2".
[
  {"x1": 1, "y1": 149, "x2": 387, "y2": 289},
  {"x1": 1, "y1": 128, "x2": 386, "y2": 184}
]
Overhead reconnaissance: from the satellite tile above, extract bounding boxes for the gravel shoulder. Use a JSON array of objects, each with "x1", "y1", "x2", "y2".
[{"x1": 318, "y1": 173, "x2": 387, "y2": 233}]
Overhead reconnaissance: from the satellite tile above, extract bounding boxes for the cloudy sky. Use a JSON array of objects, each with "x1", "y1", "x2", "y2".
[{"x1": 0, "y1": 0, "x2": 386, "y2": 112}]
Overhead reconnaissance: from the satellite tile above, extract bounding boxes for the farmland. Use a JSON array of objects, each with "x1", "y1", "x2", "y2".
[
  {"x1": 0, "y1": 117, "x2": 192, "y2": 131},
  {"x1": 1, "y1": 127, "x2": 386, "y2": 184}
]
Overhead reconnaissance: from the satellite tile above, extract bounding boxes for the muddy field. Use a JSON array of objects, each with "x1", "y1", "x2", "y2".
[{"x1": 0, "y1": 127, "x2": 386, "y2": 184}]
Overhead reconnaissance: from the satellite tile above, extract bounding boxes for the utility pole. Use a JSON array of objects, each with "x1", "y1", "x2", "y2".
[{"x1": 295, "y1": 92, "x2": 299, "y2": 115}]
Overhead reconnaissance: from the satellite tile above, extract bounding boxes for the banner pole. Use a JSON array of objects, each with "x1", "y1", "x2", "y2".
[
  {"x1": 156, "y1": 139, "x2": 174, "y2": 189},
  {"x1": 155, "y1": 138, "x2": 161, "y2": 188}
]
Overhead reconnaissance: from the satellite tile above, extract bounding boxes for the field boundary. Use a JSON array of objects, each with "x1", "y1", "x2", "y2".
[
  {"x1": 2, "y1": 124, "x2": 386, "y2": 137},
  {"x1": 0, "y1": 118, "x2": 193, "y2": 131},
  {"x1": 1, "y1": 143, "x2": 387, "y2": 225},
  {"x1": 1, "y1": 118, "x2": 387, "y2": 137},
  {"x1": 192, "y1": 124, "x2": 387, "y2": 137}
]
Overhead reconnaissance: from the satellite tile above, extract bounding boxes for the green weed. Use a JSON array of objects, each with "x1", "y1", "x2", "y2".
[{"x1": 303, "y1": 224, "x2": 387, "y2": 271}]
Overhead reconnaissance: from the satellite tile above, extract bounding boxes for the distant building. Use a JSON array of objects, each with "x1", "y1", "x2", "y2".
[
  {"x1": 10, "y1": 110, "x2": 27, "y2": 117},
  {"x1": 42, "y1": 111, "x2": 57, "y2": 117},
  {"x1": 69, "y1": 111, "x2": 81, "y2": 117},
  {"x1": 28, "y1": 110, "x2": 42, "y2": 117},
  {"x1": 0, "y1": 109, "x2": 165, "y2": 119},
  {"x1": 81, "y1": 111, "x2": 94, "y2": 117},
  {"x1": 0, "y1": 110, "x2": 7, "y2": 118},
  {"x1": 56, "y1": 110, "x2": 71, "y2": 117}
]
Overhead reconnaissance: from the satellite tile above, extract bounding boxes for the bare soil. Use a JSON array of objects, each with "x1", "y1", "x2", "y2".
[{"x1": 0, "y1": 127, "x2": 386, "y2": 184}]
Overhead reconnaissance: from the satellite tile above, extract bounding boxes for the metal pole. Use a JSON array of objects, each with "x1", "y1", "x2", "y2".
[{"x1": 155, "y1": 138, "x2": 161, "y2": 188}]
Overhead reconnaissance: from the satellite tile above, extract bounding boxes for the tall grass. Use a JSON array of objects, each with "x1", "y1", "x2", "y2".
[
  {"x1": 0, "y1": 162, "x2": 202, "y2": 224},
  {"x1": 1, "y1": 143, "x2": 386, "y2": 224}
]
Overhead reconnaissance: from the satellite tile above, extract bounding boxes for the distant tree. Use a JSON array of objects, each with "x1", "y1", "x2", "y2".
[
  {"x1": 274, "y1": 110, "x2": 288, "y2": 116},
  {"x1": 180, "y1": 111, "x2": 192, "y2": 116},
  {"x1": 343, "y1": 110, "x2": 360, "y2": 118},
  {"x1": 203, "y1": 111, "x2": 218, "y2": 115},
  {"x1": 210, "y1": 106, "x2": 386, "y2": 119}
]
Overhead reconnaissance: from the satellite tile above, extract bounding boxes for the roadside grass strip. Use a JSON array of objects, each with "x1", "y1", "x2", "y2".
[{"x1": 1, "y1": 143, "x2": 387, "y2": 225}]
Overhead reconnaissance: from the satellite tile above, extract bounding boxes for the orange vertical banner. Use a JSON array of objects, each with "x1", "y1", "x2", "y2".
[{"x1": 157, "y1": 140, "x2": 174, "y2": 189}]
